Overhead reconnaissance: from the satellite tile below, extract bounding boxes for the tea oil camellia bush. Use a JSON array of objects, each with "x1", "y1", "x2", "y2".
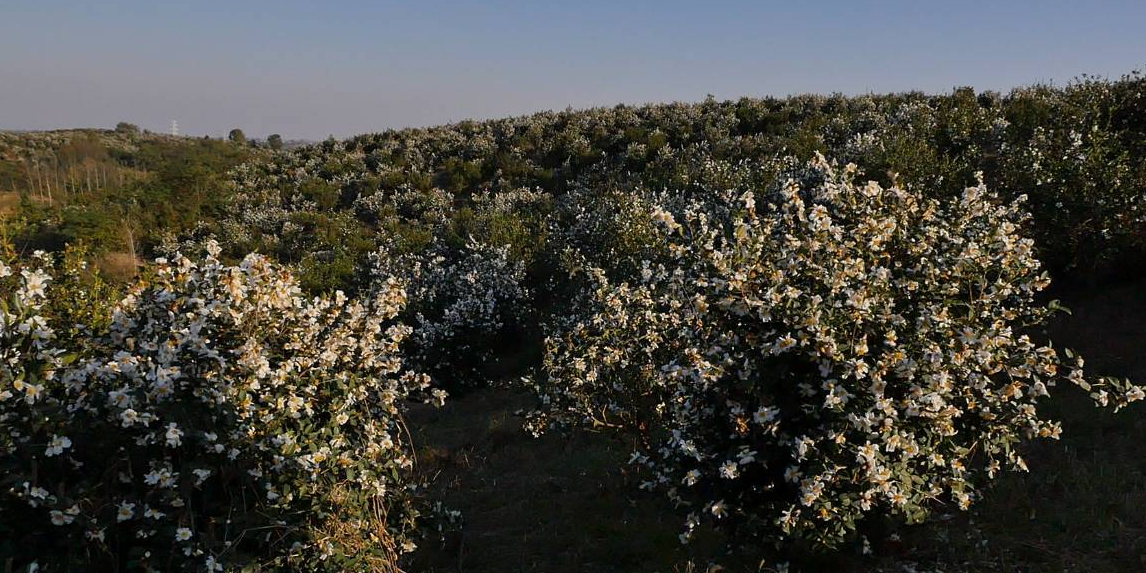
[
  {"x1": 530, "y1": 155, "x2": 1145, "y2": 550},
  {"x1": 0, "y1": 242, "x2": 444, "y2": 572},
  {"x1": 373, "y1": 238, "x2": 531, "y2": 390}
]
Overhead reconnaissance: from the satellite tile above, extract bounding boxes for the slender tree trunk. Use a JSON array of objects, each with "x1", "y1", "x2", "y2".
[
  {"x1": 23, "y1": 160, "x2": 35, "y2": 197},
  {"x1": 124, "y1": 220, "x2": 138, "y2": 268},
  {"x1": 42, "y1": 163, "x2": 52, "y2": 203},
  {"x1": 34, "y1": 162, "x2": 45, "y2": 200},
  {"x1": 43, "y1": 160, "x2": 52, "y2": 200}
]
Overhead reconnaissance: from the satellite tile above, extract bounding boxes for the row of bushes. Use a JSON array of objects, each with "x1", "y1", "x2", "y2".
[
  {"x1": 205, "y1": 73, "x2": 1146, "y2": 406},
  {"x1": 220, "y1": 71, "x2": 1146, "y2": 293},
  {"x1": 5, "y1": 156, "x2": 1142, "y2": 570}
]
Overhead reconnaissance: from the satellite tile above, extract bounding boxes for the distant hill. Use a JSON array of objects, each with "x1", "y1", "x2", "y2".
[{"x1": 282, "y1": 138, "x2": 317, "y2": 150}]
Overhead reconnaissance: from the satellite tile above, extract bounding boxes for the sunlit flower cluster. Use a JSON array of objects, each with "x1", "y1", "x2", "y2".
[
  {"x1": 530, "y1": 156, "x2": 1143, "y2": 548},
  {"x1": 1, "y1": 242, "x2": 438, "y2": 572}
]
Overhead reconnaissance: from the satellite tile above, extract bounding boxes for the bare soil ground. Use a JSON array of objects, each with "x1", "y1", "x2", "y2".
[{"x1": 407, "y1": 277, "x2": 1146, "y2": 573}]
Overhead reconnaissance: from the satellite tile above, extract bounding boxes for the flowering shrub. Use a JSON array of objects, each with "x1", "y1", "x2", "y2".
[
  {"x1": 999, "y1": 76, "x2": 1146, "y2": 275},
  {"x1": 460, "y1": 188, "x2": 554, "y2": 268},
  {"x1": 354, "y1": 185, "x2": 454, "y2": 228},
  {"x1": 375, "y1": 239, "x2": 530, "y2": 390},
  {"x1": 1, "y1": 242, "x2": 442, "y2": 572},
  {"x1": 530, "y1": 156, "x2": 1143, "y2": 549}
]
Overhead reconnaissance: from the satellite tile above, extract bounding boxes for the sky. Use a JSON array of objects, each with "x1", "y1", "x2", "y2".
[{"x1": 1, "y1": 0, "x2": 1144, "y2": 140}]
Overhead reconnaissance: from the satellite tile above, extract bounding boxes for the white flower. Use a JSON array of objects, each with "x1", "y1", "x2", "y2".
[
  {"x1": 165, "y1": 423, "x2": 184, "y2": 447},
  {"x1": 193, "y1": 468, "x2": 212, "y2": 485},
  {"x1": 710, "y1": 500, "x2": 728, "y2": 518},
  {"x1": 120, "y1": 408, "x2": 140, "y2": 427},
  {"x1": 175, "y1": 527, "x2": 193, "y2": 542},
  {"x1": 682, "y1": 469, "x2": 701, "y2": 486},
  {"x1": 21, "y1": 383, "x2": 43, "y2": 404},
  {"x1": 44, "y1": 435, "x2": 72, "y2": 457},
  {"x1": 116, "y1": 502, "x2": 135, "y2": 522},
  {"x1": 1128, "y1": 386, "x2": 1146, "y2": 403},
  {"x1": 753, "y1": 406, "x2": 779, "y2": 425},
  {"x1": 20, "y1": 268, "x2": 50, "y2": 299},
  {"x1": 651, "y1": 206, "x2": 681, "y2": 231},
  {"x1": 783, "y1": 466, "x2": 802, "y2": 483},
  {"x1": 143, "y1": 467, "x2": 177, "y2": 488},
  {"x1": 719, "y1": 460, "x2": 739, "y2": 479},
  {"x1": 775, "y1": 334, "x2": 797, "y2": 353}
]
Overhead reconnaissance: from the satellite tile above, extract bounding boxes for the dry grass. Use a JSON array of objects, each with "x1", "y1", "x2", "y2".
[
  {"x1": 0, "y1": 191, "x2": 19, "y2": 216},
  {"x1": 311, "y1": 485, "x2": 403, "y2": 573},
  {"x1": 97, "y1": 251, "x2": 139, "y2": 282}
]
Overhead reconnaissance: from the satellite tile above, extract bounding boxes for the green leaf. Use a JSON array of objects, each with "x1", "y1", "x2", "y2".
[{"x1": 1047, "y1": 299, "x2": 1072, "y2": 315}]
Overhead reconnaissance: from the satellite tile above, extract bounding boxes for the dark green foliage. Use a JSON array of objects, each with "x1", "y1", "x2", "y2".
[
  {"x1": 114, "y1": 122, "x2": 140, "y2": 136},
  {"x1": 1, "y1": 131, "x2": 256, "y2": 265}
]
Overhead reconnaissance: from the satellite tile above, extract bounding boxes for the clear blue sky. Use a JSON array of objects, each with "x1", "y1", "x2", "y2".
[{"x1": 2, "y1": 0, "x2": 1143, "y2": 140}]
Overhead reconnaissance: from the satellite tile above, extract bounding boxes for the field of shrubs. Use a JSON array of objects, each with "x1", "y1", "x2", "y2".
[{"x1": 2, "y1": 69, "x2": 1146, "y2": 572}]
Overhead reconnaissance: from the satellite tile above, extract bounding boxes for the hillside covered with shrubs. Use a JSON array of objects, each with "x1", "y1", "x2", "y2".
[{"x1": 2, "y1": 69, "x2": 1146, "y2": 572}]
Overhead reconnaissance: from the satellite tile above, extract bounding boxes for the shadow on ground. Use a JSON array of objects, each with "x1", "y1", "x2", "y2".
[{"x1": 406, "y1": 277, "x2": 1146, "y2": 573}]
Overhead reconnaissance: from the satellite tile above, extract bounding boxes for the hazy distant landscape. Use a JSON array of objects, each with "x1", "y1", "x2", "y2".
[{"x1": 2, "y1": 69, "x2": 1145, "y2": 572}]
